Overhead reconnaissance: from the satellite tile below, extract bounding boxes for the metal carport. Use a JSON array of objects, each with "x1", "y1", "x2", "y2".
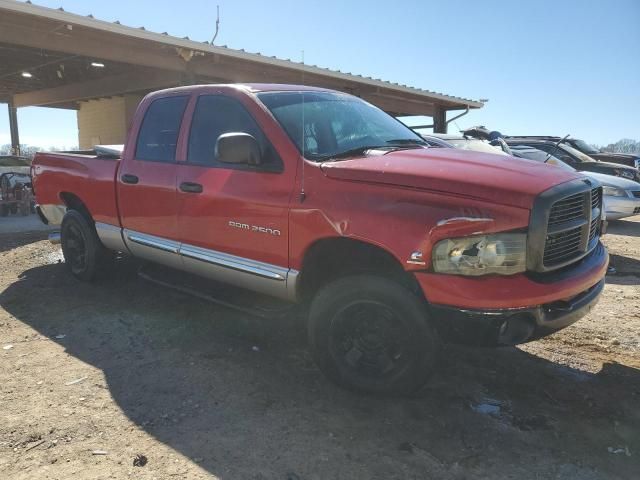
[{"x1": 0, "y1": 0, "x2": 483, "y2": 152}]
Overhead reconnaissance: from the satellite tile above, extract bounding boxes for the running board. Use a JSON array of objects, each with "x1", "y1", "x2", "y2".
[{"x1": 138, "y1": 263, "x2": 297, "y2": 319}]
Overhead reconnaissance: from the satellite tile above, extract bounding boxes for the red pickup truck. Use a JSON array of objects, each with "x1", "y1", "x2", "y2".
[{"x1": 33, "y1": 84, "x2": 608, "y2": 394}]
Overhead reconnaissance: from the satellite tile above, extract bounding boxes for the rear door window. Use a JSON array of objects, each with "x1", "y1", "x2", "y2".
[{"x1": 135, "y1": 96, "x2": 189, "y2": 162}]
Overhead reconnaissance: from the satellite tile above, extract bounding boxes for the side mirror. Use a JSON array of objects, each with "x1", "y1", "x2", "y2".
[{"x1": 215, "y1": 132, "x2": 261, "y2": 166}]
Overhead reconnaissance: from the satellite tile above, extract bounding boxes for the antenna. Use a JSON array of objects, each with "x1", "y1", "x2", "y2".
[
  {"x1": 299, "y1": 50, "x2": 306, "y2": 202},
  {"x1": 544, "y1": 134, "x2": 570, "y2": 163},
  {"x1": 210, "y1": 6, "x2": 220, "y2": 45}
]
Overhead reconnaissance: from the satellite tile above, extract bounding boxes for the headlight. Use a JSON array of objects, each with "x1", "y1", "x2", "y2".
[
  {"x1": 602, "y1": 186, "x2": 627, "y2": 197},
  {"x1": 432, "y1": 233, "x2": 527, "y2": 276}
]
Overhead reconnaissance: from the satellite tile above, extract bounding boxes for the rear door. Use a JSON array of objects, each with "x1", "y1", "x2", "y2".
[
  {"x1": 118, "y1": 94, "x2": 189, "y2": 267},
  {"x1": 175, "y1": 93, "x2": 294, "y2": 298}
]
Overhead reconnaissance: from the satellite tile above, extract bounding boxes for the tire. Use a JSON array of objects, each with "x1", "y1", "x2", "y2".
[
  {"x1": 308, "y1": 274, "x2": 441, "y2": 395},
  {"x1": 60, "y1": 210, "x2": 108, "y2": 281}
]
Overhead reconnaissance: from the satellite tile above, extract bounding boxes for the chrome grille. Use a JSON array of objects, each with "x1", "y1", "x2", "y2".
[
  {"x1": 542, "y1": 186, "x2": 601, "y2": 269},
  {"x1": 548, "y1": 192, "x2": 585, "y2": 226},
  {"x1": 544, "y1": 226, "x2": 583, "y2": 266},
  {"x1": 529, "y1": 179, "x2": 603, "y2": 272},
  {"x1": 589, "y1": 218, "x2": 599, "y2": 242},
  {"x1": 632, "y1": 190, "x2": 640, "y2": 199},
  {"x1": 591, "y1": 187, "x2": 602, "y2": 210}
]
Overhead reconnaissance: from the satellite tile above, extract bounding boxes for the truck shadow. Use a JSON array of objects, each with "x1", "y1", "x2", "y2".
[
  {"x1": 607, "y1": 219, "x2": 640, "y2": 238},
  {"x1": 607, "y1": 253, "x2": 640, "y2": 285},
  {"x1": 1, "y1": 261, "x2": 639, "y2": 479}
]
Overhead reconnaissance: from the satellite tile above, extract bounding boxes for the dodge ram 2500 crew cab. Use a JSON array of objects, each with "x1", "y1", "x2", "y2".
[{"x1": 33, "y1": 84, "x2": 608, "y2": 394}]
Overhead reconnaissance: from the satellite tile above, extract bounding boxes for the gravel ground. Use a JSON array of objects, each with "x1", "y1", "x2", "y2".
[{"x1": 0, "y1": 216, "x2": 638, "y2": 480}]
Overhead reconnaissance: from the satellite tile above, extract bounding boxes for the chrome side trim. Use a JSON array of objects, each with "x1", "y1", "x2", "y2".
[
  {"x1": 95, "y1": 222, "x2": 128, "y2": 252},
  {"x1": 179, "y1": 244, "x2": 298, "y2": 301},
  {"x1": 179, "y1": 244, "x2": 286, "y2": 281},
  {"x1": 285, "y1": 269, "x2": 300, "y2": 303},
  {"x1": 38, "y1": 204, "x2": 66, "y2": 225},
  {"x1": 121, "y1": 228, "x2": 299, "y2": 302},
  {"x1": 123, "y1": 229, "x2": 183, "y2": 270},
  {"x1": 127, "y1": 231, "x2": 180, "y2": 254}
]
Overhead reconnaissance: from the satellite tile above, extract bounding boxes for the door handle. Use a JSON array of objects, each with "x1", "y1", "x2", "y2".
[
  {"x1": 121, "y1": 174, "x2": 139, "y2": 184},
  {"x1": 179, "y1": 182, "x2": 203, "y2": 193}
]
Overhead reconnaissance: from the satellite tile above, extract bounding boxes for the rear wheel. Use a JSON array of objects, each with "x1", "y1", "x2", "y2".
[
  {"x1": 308, "y1": 274, "x2": 440, "y2": 395},
  {"x1": 60, "y1": 210, "x2": 108, "y2": 281}
]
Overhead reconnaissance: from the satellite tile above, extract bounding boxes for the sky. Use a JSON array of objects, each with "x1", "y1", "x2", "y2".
[{"x1": 1, "y1": 0, "x2": 639, "y2": 148}]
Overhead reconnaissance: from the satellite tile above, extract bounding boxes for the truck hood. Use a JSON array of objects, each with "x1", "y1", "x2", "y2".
[{"x1": 320, "y1": 148, "x2": 581, "y2": 209}]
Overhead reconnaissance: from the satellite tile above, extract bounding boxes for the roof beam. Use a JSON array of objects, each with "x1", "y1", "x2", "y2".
[
  {"x1": 12, "y1": 70, "x2": 182, "y2": 107},
  {"x1": 0, "y1": 17, "x2": 187, "y2": 73}
]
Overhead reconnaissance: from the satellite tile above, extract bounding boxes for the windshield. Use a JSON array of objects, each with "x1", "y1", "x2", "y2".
[
  {"x1": 447, "y1": 138, "x2": 508, "y2": 155},
  {"x1": 560, "y1": 144, "x2": 596, "y2": 162},
  {"x1": 513, "y1": 149, "x2": 576, "y2": 172},
  {"x1": 572, "y1": 139, "x2": 600, "y2": 155},
  {"x1": 258, "y1": 91, "x2": 426, "y2": 161}
]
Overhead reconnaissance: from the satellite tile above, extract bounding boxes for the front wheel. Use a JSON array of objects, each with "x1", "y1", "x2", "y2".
[
  {"x1": 308, "y1": 275, "x2": 440, "y2": 395},
  {"x1": 60, "y1": 210, "x2": 108, "y2": 281}
]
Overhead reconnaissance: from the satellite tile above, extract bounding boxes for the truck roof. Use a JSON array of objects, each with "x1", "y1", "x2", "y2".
[{"x1": 146, "y1": 83, "x2": 339, "y2": 98}]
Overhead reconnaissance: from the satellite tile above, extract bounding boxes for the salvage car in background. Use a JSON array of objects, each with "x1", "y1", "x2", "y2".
[
  {"x1": 509, "y1": 136, "x2": 640, "y2": 169},
  {"x1": 459, "y1": 128, "x2": 640, "y2": 183},
  {"x1": 505, "y1": 138, "x2": 640, "y2": 183},
  {"x1": 510, "y1": 146, "x2": 640, "y2": 220}
]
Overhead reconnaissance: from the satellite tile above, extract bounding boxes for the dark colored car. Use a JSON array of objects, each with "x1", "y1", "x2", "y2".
[
  {"x1": 506, "y1": 137, "x2": 640, "y2": 169},
  {"x1": 504, "y1": 138, "x2": 640, "y2": 183}
]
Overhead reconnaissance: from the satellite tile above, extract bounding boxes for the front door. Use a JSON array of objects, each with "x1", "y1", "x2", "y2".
[{"x1": 176, "y1": 94, "x2": 294, "y2": 298}]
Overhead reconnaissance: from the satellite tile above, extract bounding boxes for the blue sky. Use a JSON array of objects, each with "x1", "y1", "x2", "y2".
[{"x1": 1, "y1": 0, "x2": 639, "y2": 148}]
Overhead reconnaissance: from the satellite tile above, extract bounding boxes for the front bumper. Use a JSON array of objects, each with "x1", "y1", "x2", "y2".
[
  {"x1": 418, "y1": 242, "x2": 608, "y2": 346},
  {"x1": 604, "y1": 195, "x2": 640, "y2": 220},
  {"x1": 430, "y1": 278, "x2": 604, "y2": 346}
]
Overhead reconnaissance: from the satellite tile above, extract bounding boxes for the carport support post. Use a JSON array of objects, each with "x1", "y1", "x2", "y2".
[
  {"x1": 433, "y1": 106, "x2": 447, "y2": 134},
  {"x1": 8, "y1": 99, "x2": 20, "y2": 156}
]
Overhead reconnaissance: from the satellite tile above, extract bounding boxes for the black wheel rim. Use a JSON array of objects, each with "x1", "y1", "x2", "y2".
[
  {"x1": 328, "y1": 300, "x2": 412, "y2": 380},
  {"x1": 64, "y1": 223, "x2": 88, "y2": 273}
]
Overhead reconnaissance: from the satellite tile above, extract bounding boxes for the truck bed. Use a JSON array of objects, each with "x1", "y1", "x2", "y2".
[{"x1": 32, "y1": 150, "x2": 121, "y2": 226}]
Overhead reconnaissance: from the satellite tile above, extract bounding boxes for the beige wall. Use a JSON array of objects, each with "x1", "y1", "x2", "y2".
[{"x1": 76, "y1": 94, "x2": 143, "y2": 149}]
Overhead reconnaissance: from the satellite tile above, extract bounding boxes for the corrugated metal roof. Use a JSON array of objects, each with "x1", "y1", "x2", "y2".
[{"x1": 1, "y1": 0, "x2": 483, "y2": 109}]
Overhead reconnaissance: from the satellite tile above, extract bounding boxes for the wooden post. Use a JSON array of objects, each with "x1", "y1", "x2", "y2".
[
  {"x1": 433, "y1": 106, "x2": 447, "y2": 134},
  {"x1": 8, "y1": 99, "x2": 20, "y2": 155}
]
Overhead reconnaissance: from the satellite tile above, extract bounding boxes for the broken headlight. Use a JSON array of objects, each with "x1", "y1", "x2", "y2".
[{"x1": 432, "y1": 233, "x2": 527, "y2": 276}]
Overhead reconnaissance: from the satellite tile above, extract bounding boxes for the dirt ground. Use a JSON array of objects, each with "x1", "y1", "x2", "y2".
[{"x1": 1, "y1": 215, "x2": 639, "y2": 480}]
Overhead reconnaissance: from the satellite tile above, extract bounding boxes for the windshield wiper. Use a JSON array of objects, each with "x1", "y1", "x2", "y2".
[
  {"x1": 316, "y1": 145, "x2": 388, "y2": 162},
  {"x1": 385, "y1": 138, "x2": 428, "y2": 146}
]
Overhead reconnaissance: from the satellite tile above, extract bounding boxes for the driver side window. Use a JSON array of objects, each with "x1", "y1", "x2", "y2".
[{"x1": 187, "y1": 95, "x2": 282, "y2": 171}]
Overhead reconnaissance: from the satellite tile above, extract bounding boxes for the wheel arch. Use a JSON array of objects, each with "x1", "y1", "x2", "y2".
[
  {"x1": 297, "y1": 236, "x2": 422, "y2": 302},
  {"x1": 59, "y1": 192, "x2": 93, "y2": 222}
]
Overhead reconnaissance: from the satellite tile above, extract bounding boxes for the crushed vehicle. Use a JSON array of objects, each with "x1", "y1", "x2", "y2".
[
  {"x1": 32, "y1": 84, "x2": 608, "y2": 394},
  {"x1": 510, "y1": 146, "x2": 640, "y2": 220},
  {"x1": 421, "y1": 134, "x2": 510, "y2": 155}
]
